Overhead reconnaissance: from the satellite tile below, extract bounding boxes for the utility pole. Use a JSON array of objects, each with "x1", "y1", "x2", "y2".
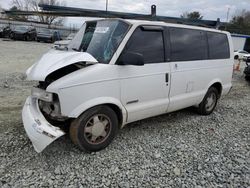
[
  {"x1": 106, "y1": 0, "x2": 108, "y2": 12},
  {"x1": 226, "y1": 7, "x2": 230, "y2": 22}
]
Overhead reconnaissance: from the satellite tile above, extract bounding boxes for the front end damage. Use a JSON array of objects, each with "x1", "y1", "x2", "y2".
[
  {"x1": 22, "y1": 49, "x2": 98, "y2": 152},
  {"x1": 22, "y1": 96, "x2": 65, "y2": 152}
]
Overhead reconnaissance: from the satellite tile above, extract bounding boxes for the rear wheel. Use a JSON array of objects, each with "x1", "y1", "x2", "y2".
[
  {"x1": 197, "y1": 87, "x2": 219, "y2": 115},
  {"x1": 25, "y1": 35, "x2": 30, "y2": 41},
  {"x1": 70, "y1": 106, "x2": 118, "y2": 152}
]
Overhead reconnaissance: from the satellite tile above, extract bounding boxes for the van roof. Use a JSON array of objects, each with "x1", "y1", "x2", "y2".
[{"x1": 107, "y1": 18, "x2": 229, "y2": 34}]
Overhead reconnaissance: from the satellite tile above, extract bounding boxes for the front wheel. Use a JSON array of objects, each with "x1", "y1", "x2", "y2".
[
  {"x1": 70, "y1": 106, "x2": 118, "y2": 152},
  {"x1": 10, "y1": 33, "x2": 14, "y2": 40},
  {"x1": 197, "y1": 87, "x2": 219, "y2": 115},
  {"x1": 245, "y1": 76, "x2": 250, "y2": 81}
]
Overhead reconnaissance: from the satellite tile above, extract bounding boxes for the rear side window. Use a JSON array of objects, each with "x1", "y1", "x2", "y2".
[
  {"x1": 124, "y1": 27, "x2": 165, "y2": 64},
  {"x1": 207, "y1": 32, "x2": 230, "y2": 59},
  {"x1": 170, "y1": 28, "x2": 208, "y2": 61}
]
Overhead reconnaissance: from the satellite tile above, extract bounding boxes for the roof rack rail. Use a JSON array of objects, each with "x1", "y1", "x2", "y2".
[{"x1": 3, "y1": 4, "x2": 222, "y2": 29}]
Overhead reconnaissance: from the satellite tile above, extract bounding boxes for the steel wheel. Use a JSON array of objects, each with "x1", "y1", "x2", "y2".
[
  {"x1": 70, "y1": 105, "x2": 119, "y2": 152},
  {"x1": 205, "y1": 92, "x2": 216, "y2": 112},
  {"x1": 84, "y1": 114, "x2": 111, "y2": 145},
  {"x1": 197, "y1": 87, "x2": 219, "y2": 115}
]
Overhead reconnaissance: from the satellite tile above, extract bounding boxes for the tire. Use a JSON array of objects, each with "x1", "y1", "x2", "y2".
[
  {"x1": 10, "y1": 33, "x2": 14, "y2": 40},
  {"x1": 25, "y1": 35, "x2": 30, "y2": 41},
  {"x1": 234, "y1": 55, "x2": 239, "y2": 60},
  {"x1": 197, "y1": 87, "x2": 219, "y2": 115},
  {"x1": 245, "y1": 76, "x2": 250, "y2": 81},
  {"x1": 70, "y1": 105, "x2": 118, "y2": 152}
]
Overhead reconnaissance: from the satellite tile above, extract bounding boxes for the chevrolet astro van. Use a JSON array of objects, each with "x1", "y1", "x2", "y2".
[{"x1": 22, "y1": 18, "x2": 233, "y2": 152}]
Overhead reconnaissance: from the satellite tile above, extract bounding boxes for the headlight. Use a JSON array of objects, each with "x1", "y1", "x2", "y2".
[{"x1": 31, "y1": 87, "x2": 53, "y2": 102}]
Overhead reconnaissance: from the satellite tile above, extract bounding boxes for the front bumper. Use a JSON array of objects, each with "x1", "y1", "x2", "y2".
[{"x1": 22, "y1": 97, "x2": 65, "y2": 153}]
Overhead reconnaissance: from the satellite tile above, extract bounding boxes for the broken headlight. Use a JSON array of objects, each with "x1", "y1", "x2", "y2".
[{"x1": 31, "y1": 87, "x2": 53, "y2": 102}]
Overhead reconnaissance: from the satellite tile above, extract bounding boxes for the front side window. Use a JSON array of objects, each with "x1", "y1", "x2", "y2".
[
  {"x1": 170, "y1": 28, "x2": 208, "y2": 61},
  {"x1": 68, "y1": 20, "x2": 130, "y2": 64},
  {"x1": 121, "y1": 27, "x2": 165, "y2": 64}
]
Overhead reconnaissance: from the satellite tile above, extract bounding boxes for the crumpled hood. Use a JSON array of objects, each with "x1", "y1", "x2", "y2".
[{"x1": 26, "y1": 49, "x2": 98, "y2": 81}]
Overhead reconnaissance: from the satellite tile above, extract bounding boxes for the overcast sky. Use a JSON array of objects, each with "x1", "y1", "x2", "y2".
[{"x1": 1, "y1": 0, "x2": 250, "y2": 27}]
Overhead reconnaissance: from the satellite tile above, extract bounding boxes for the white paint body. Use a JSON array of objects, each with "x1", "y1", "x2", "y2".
[{"x1": 22, "y1": 19, "x2": 234, "y2": 152}]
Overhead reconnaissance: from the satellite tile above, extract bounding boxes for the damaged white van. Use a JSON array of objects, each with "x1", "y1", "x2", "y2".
[{"x1": 22, "y1": 19, "x2": 233, "y2": 152}]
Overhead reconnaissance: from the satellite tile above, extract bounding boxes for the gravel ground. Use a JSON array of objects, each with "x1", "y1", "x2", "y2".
[{"x1": 0, "y1": 40, "x2": 250, "y2": 188}]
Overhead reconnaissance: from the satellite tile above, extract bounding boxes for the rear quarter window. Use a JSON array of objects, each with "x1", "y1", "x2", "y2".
[{"x1": 207, "y1": 32, "x2": 230, "y2": 59}]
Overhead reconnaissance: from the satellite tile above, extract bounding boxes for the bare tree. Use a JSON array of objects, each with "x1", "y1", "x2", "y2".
[
  {"x1": 11, "y1": 0, "x2": 65, "y2": 25},
  {"x1": 0, "y1": 5, "x2": 4, "y2": 18},
  {"x1": 231, "y1": 9, "x2": 250, "y2": 26},
  {"x1": 226, "y1": 9, "x2": 250, "y2": 35}
]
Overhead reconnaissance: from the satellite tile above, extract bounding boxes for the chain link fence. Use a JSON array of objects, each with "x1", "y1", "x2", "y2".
[{"x1": 0, "y1": 18, "x2": 78, "y2": 39}]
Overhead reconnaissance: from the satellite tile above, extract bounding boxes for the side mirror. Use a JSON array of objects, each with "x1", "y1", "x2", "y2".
[{"x1": 119, "y1": 52, "x2": 144, "y2": 66}]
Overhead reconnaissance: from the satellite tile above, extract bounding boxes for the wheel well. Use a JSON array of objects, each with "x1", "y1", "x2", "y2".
[
  {"x1": 105, "y1": 104, "x2": 123, "y2": 128},
  {"x1": 74, "y1": 104, "x2": 124, "y2": 128},
  {"x1": 210, "y1": 82, "x2": 222, "y2": 97}
]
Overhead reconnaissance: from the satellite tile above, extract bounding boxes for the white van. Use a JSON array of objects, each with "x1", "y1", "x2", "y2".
[{"x1": 22, "y1": 18, "x2": 233, "y2": 152}]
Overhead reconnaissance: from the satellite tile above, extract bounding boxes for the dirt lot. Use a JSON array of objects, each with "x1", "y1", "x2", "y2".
[{"x1": 0, "y1": 40, "x2": 249, "y2": 187}]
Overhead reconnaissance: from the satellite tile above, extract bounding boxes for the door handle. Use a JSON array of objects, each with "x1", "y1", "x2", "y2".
[{"x1": 165, "y1": 73, "x2": 169, "y2": 83}]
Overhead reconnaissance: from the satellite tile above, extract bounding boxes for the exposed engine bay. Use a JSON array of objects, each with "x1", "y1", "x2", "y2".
[
  {"x1": 36, "y1": 62, "x2": 91, "y2": 124},
  {"x1": 38, "y1": 62, "x2": 90, "y2": 90}
]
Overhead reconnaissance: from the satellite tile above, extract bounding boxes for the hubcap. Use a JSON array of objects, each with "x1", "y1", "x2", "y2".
[
  {"x1": 84, "y1": 114, "x2": 111, "y2": 145},
  {"x1": 205, "y1": 92, "x2": 216, "y2": 112}
]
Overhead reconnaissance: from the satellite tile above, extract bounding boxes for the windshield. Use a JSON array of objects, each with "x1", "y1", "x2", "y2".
[
  {"x1": 68, "y1": 20, "x2": 130, "y2": 64},
  {"x1": 15, "y1": 26, "x2": 28, "y2": 31},
  {"x1": 239, "y1": 50, "x2": 249, "y2": 54},
  {"x1": 39, "y1": 29, "x2": 51, "y2": 34}
]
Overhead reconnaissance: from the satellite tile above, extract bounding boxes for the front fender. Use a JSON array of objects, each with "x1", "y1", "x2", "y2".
[{"x1": 69, "y1": 97, "x2": 127, "y2": 126}]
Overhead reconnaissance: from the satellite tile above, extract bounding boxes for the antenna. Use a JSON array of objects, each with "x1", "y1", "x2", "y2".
[{"x1": 226, "y1": 7, "x2": 230, "y2": 22}]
